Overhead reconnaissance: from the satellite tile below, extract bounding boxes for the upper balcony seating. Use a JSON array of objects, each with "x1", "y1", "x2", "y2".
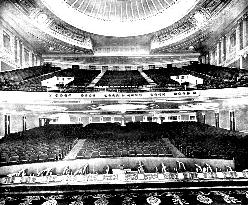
[
  {"x1": 143, "y1": 67, "x2": 182, "y2": 88},
  {"x1": 58, "y1": 69, "x2": 100, "y2": 87},
  {"x1": 96, "y1": 70, "x2": 148, "y2": 87}
]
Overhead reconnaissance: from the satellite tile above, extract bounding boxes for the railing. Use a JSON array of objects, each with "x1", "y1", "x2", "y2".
[{"x1": 1, "y1": 170, "x2": 247, "y2": 185}]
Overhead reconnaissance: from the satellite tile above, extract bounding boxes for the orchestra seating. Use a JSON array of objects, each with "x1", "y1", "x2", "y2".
[
  {"x1": 1, "y1": 122, "x2": 248, "y2": 170},
  {"x1": 95, "y1": 70, "x2": 148, "y2": 87},
  {"x1": 76, "y1": 137, "x2": 172, "y2": 159},
  {"x1": 0, "y1": 125, "x2": 77, "y2": 166}
]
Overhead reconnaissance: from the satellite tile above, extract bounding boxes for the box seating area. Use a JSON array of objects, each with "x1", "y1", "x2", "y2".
[
  {"x1": 183, "y1": 64, "x2": 248, "y2": 88},
  {"x1": 144, "y1": 67, "x2": 182, "y2": 88},
  {"x1": 96, "y1": 70, "x2": 148, "y2": 87},
  {"x1": 0, "y1": 125, "x2": 77, "y2": 166},
  {"x1": 0, "y1": 65, "x2": 61, "y2": 91},
  {"x1": 0, "y1": 65, "x2": 60, "y2": 87}
]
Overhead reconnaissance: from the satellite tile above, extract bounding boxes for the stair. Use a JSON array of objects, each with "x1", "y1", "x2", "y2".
[
  {"x1": 63, "y1": 139, "x2": 86, "y2": 160},
  {"x1": 88, "y1": 71, "x2": 106, "y2": 87},
  {"x1": 139, "y1": 71, "x2": 157, "y2": 86}
]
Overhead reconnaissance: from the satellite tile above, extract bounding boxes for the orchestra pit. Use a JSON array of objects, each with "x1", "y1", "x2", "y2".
[{"x1": 1, "y1": 0, "x2": 248, "y2": 204}]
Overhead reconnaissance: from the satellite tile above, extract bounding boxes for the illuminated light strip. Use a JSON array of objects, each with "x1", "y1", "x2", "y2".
[
  {"x1": 157, "y1": 0, "x2": 165, "y2": 9},
  {"x1": 109, "y1": 1, "x2": 112, "y2": 20},
  {"x1": 130, "y1": 1, "x2": 135, "y2": 20},
  {"x1": 141, "y1": 0, "x2": 146, "y2": 18},
  {"x1": 120, "y1": 1, "x2": 123, "y2": 21},
  {"x1": 103, "y1": 1, "x2": 107, "y2": 19},
  {"x1": 71, "y1": 0, "x2": 81, "y2": 7},
  {"x1": 126, "y1": 2, "x2": 128, "y2": 20},
  {"x1": 82, "y1": 0, "x2": 91, "y2": 14},
  {"x1": 96, "y1": 0, "x2": 102, "y2": 19},
  {"x1": 163, "y1": 0, "x2": 171, "y2": 7},
  {"x1": 145, "y1": 0, "x2": 152, "y2": 16},
  {"x1": 136, "y1": 0, "x2": 141, "y2": 19},
  {"x1": 151, "y1": 0, "x2": 159, "y2": 13},
  {"x1": 115, "y1": 0, "x2": 117, "y2": 19},
  {"x1": 90, "y1": 0, "x2": 97, "y2": 16},
  {"x1": 78, "y1": 0, "x2": 85, "y2": 11}
]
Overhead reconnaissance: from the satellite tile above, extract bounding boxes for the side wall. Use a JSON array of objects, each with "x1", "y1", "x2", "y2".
[{"x1": 0, "y1": 18, "x2": 43, "y2": 72}]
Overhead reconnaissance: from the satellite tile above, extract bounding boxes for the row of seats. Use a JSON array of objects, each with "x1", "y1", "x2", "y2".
[
  {"x1": 58, "y1": 69, "x2": 100, "y2": 86},
  {"x1": 96, "y1": 70, "x2": 149, "y2": 87},
  {"x1": 143, "y1": 67, "x2": 183, "y2": 88},
  {"x1": 0, "y1": 126, "x2": 77, "y2": 166},
  {"x1": 76, "y1": 137, "x2": 172, "y2": 159}
]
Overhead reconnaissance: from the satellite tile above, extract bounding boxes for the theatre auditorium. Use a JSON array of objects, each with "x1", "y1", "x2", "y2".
[{"x1": 2, "y1": 0, "x2": 248, "y2": 204}]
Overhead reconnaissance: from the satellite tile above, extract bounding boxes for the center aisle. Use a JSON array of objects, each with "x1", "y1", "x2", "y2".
[{"x1": 63, "y1": 139, "x2": 86, "y2": 160}]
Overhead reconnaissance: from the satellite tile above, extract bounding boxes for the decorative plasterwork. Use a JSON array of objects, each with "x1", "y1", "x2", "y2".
[
  {"x1": 150, "y1": 8, "x2": 211, "y2": 50},
  {"x1": 40, "y1": 0, "x2": 201, "y2": 37}
]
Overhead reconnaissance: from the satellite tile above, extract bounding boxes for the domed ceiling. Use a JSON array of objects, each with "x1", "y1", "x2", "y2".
[{"x1": 41, "y1": 0, "x2": 200, "y2": 36}]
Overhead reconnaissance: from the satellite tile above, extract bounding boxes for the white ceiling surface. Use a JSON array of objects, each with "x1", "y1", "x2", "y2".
[{"x1": 41, "y1": 0, "x2": 200, "y2": 37}]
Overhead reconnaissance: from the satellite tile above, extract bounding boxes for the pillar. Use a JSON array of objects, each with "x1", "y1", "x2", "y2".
[
  {"x1": 22, "y1": 115, "x2": 27, "y2": 131},
  {"x1": 214, "y1": 110, "x2": 219, "y2": 128},
  {"x1": 111, "y1": 116, "x2": 114, "y2": 123},
  {"x1": 143, "y1": 116, "x2": 148, "y2": 122},
  {"x1": 100, "y1": 116, "x2": 104, "y2": 123},
  {"x1": 4, "y1": 114, "x2": 10, "y2": 135},
  {"x1": 39, "y1": 118, "x2": 45, "y2": 127},
  {"x1": 202, "y1": 112, "x2": 206, "y2": 124},
  {"x1": 121, "y1": 116, "x2": 125, "y2": 126},
  {"x1": 229, "y1": 110, "x2": 235, "y2": 131},
  {"x1": 157, "y1": 117, "x2": 162, "y2": 124},
  {"x1": 243, "y1": 16, "x2": 248, "y2": 47},
  {"x1": 89, "y1": 116, "x2": 92, "y2": 124},
  {"x1": 240, "y1": 56, "x2": 243, "y2": 69},
  {"x1": 236, "y1": 23, "x2": 241, "y2": 54},
  {"x1": 132, "y1": 116, "x2": 135, "y2": 122},
  {"x1": 216, "y1": 42, "x2": 220, "y2": 65}
]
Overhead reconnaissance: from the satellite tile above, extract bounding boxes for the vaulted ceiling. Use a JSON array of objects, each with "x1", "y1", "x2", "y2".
[{"x1": 0, "y1": 0, "x2": 247, "y2": 59}]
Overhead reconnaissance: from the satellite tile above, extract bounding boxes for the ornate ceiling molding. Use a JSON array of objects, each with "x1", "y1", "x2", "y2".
[{"x1": 40, "y1": 0, "x2": 201, "y2": 37}]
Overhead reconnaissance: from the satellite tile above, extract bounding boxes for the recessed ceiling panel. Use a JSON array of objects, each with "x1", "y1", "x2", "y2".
[{"x1": 41, "y1": 0, "x2": 201, "y2": 37}]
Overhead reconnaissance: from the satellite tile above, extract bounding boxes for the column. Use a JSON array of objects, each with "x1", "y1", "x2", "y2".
[
  {"x1": 100, "y1": 116, "x2": 104, "y2": 123},
  {"x1": 236, "y1": 23, "x2": 241, "y2": 54},
  {"x1": 226, "y1": 35, "x2": 231, "y2": 60},
  {"x1": 216, "y1": 42, "x2": 220, "y2": 66},
  {"x1": 132, "y1": 116, "x2": 135, "y2": 122},
  {"x1": 111, "y1": 116, "x2": 114, "y2": 123},
  {"x1": 89, "y1": 116, "x2": 92, "y2": 124},
  {"x1": 29, "y1": 51, "x2": 32, "y2": 67},
  {"x1": 39, "y1": 118, "x2": 45, "y2": 127},
  {"x1": 214, "y1": 110, "x2": 219, "y2": 128},
  {"x1": 229, "y1": 110, "x2": 235, "y2": 131},
  {"x1": 143, "y1": 116, "x2": 148, "y2": 122},
  {"x1": 202, "y1": 112, "x2": 206, "y2": 124},
  {"x1": 240, "y1": 56, "x2": 243, "y2": 69},
  {"x1": 16, "y1": 38, "x2": 20, "y2": 66},
  {"x1": 121, "y1": 116, "x2": 125, "y2": 126},
  {"x1": 218, "y1": 41, "x2": 222, "y2": 65},
  {"x1": 222, "y1": 37, "x2": 226, "y2": 62},
  {"x1": 244, "y1": 16, "x2": 248, "y2": 47},
  {"x1": 78, "y1": 117, "x2": 82, "y2": 124},
  {"x1": 4, "y1": 114, "x2": 10, "y2": 135},
  {"x1": 22, "y1": 115, "x2": 27, "y2": 131},
  {"x1": 157, "y1": 117, "x2": 162, "y2": 124}
]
